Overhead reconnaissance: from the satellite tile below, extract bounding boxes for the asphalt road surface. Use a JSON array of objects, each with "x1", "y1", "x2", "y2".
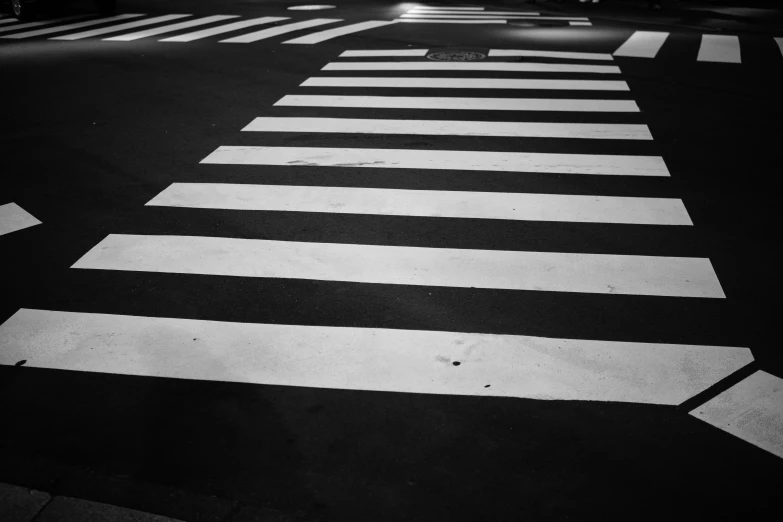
[{"x1": 1, "y1": 1, "x2": 782, "y2": 520}]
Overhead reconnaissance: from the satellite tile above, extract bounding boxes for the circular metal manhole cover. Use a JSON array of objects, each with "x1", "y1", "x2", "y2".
[{"x1": 426, "y1": 51, "x2": 486, "y2": 61}]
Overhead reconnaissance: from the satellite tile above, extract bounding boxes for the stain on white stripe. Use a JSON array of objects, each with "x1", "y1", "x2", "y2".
[
  {"x1": 322, "y1": 61, "x2": 621, "y2": 73},
  {"x1": 202, "y1": 145, "x2": 668, "y2": 176},
  {"x1": 148, "y1": 183, "x2": 691, "y2": 225},
  {"x1": 242, "y1": 117, "x2": 653, "y2": 140},
  {"x1": 160, "y1": 16, "x2": 288, "y2": 42},
  {"x1": 401, "y1": 14, "x2": 588, "y2": 20},
  {"x1": 103, "y1": 14, "x2": 239, "y2": 41},
  {"x1": 276, "y1": 95, "x2": 640, "y2": 113},
  {"x1": 691, "y1": 371, "x2": 783, "y2": 458},
  {"x1": 776, "y1": 37, "x2": 783, "y2": 57},
  {"x1": 613, "y1": 31, "x2": 670, "y2": 58},
  {"x1": 3, "y1": 310, "x2": 751, "y2": 405},
  {"x1": 0, "y1": 14, "x2": 89, "y2": 34},
  {"x1": 0, "y1": 203, "x2": 41, "y2": 236},
  {"x1": 283, "y1": 20, "x2": 396, "y2": 44},
  {"x1": 72, "y1": 234, "x2": 723, "y2": 298},
  {"x1": 301, "y1": 76, "x2": 630, "y2": 91},
  {"x1": 1, "y1": 13, "x2": 144, "y2": 39},
  {"x1": 396, "y1": 19, "x2": 506, "y2": 24},
  {"x1": 488, "y1": 49, "x2": 613, "y2": 61},
  {"x1": 219, "y1": 18, "x2": 341, "y2": 43},
  {"x1": 340, "y1": 49, "x2": 429, "y2": 57},
  {"x1": 698, "y1": 34, "x2": 741, "y2": 63},
  {"x1": 50, "y1": 14, "x2": 192, "y2": 40}
]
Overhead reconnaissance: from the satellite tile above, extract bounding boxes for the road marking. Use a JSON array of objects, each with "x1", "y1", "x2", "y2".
[
  {"x1": 691, "y1": 371, "x2": 783, "y2": 458},
  {"x1": 160, "y1": 16, "x2": 288, "y2": 42},
  {"x1": 488, "y1": 49, "x2": 613, "y2": 61},
  {"x1": 148, "y1": 183, "x2": 691, "y2": 225},
  {"x1": 202, "y1": 145, "x2": 667, "y2": 176},
  {"x1": 0, "y1": 309, "x2": 751, "y2": 404},
  {"x1": 219, "y1": 18, "x2": 341, "y2": 43},
  {"x1": 776, "y1": 37, "x2": 783, "y2": 57},
  {"x1": 340, "y1": 49, "x2": 429, "y2": 57},
  {"x1": 1, "y1": 13, "x2": 144, "y2": 39},
  {"x1": 0, "y1": 14, "x2": 89, "y2": 34},
  {"x1": 396, "y1": 19, "x2": 506, "y2": 24},
  {"x1": 322, "y1": 61, "x2": 621, "y2": 73},
  {"x1": 102, "y1": 14, "x2": 239, "y2": 41},
  {"x1": 698, "y1": 34, "x2": 741, "y2": 63},
  {"x1": 242, "y1": 117, "x2": 653, "y2": 140},
  {"x1": 408, "y1": 6, "x2": 485, "y2": 10},
  {"x1": 401, "y1": 14, "x2": 588, "y2": 20},
  {"x1": 0, "y1": 203, "x2": 41, "y2": 237},
  {"x1": 283, "y1": 20, "x2": 396, "y2": 44},
  {"x1": 72, "y1": 234, "x2": 723, "y2": 298},
  {"x1": 0, "y1": 18, "x2": 20, "y2": 25},
  {"x1": 410, "y1": 10, "x2": 539, "y2": 15},
  {"x1": 301, "y1": 76, "x2": 630, "y2": 90},
  {"x1": 613, "y1": 31, "x2": 670, "y2": 58},
  {"x1": 570, "y1": 21, "x2": 592, "y2": 26},
  {"x1": 50, "y1": 14, "x2": 192, "y2": 40},
  {"x1": 276, "y1": 95, "x2": 640, "y2": 112}
]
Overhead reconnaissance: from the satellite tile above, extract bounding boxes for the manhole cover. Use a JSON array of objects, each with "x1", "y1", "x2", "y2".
[{"x1": 426, "y1": 51, "x2": 486, "y2": 61}]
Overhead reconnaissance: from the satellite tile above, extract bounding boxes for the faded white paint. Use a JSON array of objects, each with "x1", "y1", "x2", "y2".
[
  {"x1": 0, "y1": 14, "x2": 88, "y2": 34},
  {"x1": 323, "y1": 61, "x2": 620, "y2": 74},
  {"x1": 0, "y1": 203, "x2": 41, "y2": 236},
  {"x1": 50, "y1": 14, "x2": 192, "y2": 40},
  {"x1": 284, "y1": 20, "x2": 396, "y2": 44},
  {"x1": 103, "y1": 15, "x2": 239, "y2": 41},
  {"x1": 691, "y1": 371, "x2": 783, "y2": 458},
  {"x1": 776, "y1": 37, "x2": 783, "y2": 57},
  {"x1": 698, "y1": 35, "x2": 741, "y2": 63},
  {"x1": 613, "y1": 31, "x2": 670, "y2": 58},
  {"x1": 1, "y1": 14, "x2": 144, "y2": 39},
  {"x1": 160, "y1": 17, "x2": 288, "y2": 42},
  {"x1": 72, "y1": 234, "x2": 724, "y2": 298},
  {"x1": 219, "y1": 18, "x2": 341, "y2": 43},
  {"x1": 300, "y1": 77, "x2": 629, "y2": 90},
  {"x1": 147, "y1": 183, "x2": 692, "y2": 225},
  {"x1": 276, "y1": 95, "x2": 639, "y2": 112},
  {"x1": 0, "y1": 309, "x2": 751, "y2": 405},
  {"x1": 200, "y1": 145, "x2": 669, "y2": 176}
]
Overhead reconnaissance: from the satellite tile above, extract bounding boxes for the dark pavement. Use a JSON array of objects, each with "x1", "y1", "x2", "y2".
[{"x1": 1, "y1": 1, "x2": 782, "y2": 520}]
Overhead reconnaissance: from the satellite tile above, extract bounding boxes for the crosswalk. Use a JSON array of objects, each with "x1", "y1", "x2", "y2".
[
  {"x1": 0, "y1": 46, "x2": 753, "y2": 409},
  {"x1": 395, "y1": 5, "x2": 591, "y2": 26},
  {"x1": 0, "y1": 11, "x2": 392, "y2": 44}
]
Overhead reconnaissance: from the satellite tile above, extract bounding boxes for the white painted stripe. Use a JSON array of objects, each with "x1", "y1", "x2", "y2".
[
  {"x1": 340, "y1": 49, "x2": 429, "y2": 57},
  {"x1": 0, "y1": 203, "x2": 41, "y2": 236},
  {"x1": 2, "y1": 310, "x2": 751, "y2": 405},
  {"x1": 0, "y1": 14, "x2": 89, "y2": 34},
  {"x1": 242, "y1": 117, "x2": 653, "y2": 140},
  {"x1": 202, "y1": 145, "x2": 667, "y2": 176},
  {"x1": 570, "y1": 21, "x2": 592, "y2": 26},
  {"x1": 276, "y1": 95, "x2": 640, "y2": 113},
  {"x1": 160, "y1": 16, "x2": 288, "y2": 42},
  {"x1": 697, "y1": 34, "x2": 741, "y2": 63},
  {"x1": 407, "y1": 6, "x2": 485, "y2": 10},
  {"x1": 50, "y1": 14, "x2": 192, "y2": 40},
  {"x1": 396, "y1": 19, "x2": 506, "y2": 24},
  {"x1": 322, "y1": 61, "x2": 620, "y2": 73},
  {"x1": 0, "y1": 14, "x2": 144, "y2": 39},
  {"x1": 776, "y1": 37, "x2": 783, "y2": 57},
  {"x1": 219, "y1": 18, "x2": 341, "y2": 43},
  {"x1": 102, "y1": 15, "x2": 239, "y2": 41},
  {"x1": 613, "y1": 31, "x2": 670, "y2": 58},
  {"x1": 148, "y1": 183, "x2": 691, "y2": 225},
  {"x1": 489, "y1": 49, "x2": 613, "y2": 61},
  {"x1": 283, "y1": 20, "x2": 396, "y2": 44},
  {"x1": 691, "y1": 371, "x2": 783, "y2": 458},
  {"x1": 410, "y1": 10, "x2": 539, "y2": 15},
  {"x1": 301, "y1": 76, "x2": 630, "y2": 91},
  {"x1": 0, "y1": 18, "x2": 20, "y2": 25},
  {"x1": 401, "y1": 14, "x2": 588, "y2": 20},
  {"x1": 72, "y1": 234, "x2": 724, "y2": 298}
]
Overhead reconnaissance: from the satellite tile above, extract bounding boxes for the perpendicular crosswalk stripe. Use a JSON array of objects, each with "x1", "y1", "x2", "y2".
[
  {"x1": 776, "y1": 37, "x2": 783, "y2": 57},
  {"x1": 488, "y1": 49, "x2": 614, "y2": 61},
  {"x1": 0, "y1": 14, "x2": 89, "y2": 34},
  {"x1": 396, "y1": 19, "x2": 506, "y2": 24},
  {"x1": 219, "y1": 18, "x2": 341, "y2": 43},
  {"x1": 160, "y1": 16, "x2": 288, "y2": 42},
  {"x1": 401, "y1": 14, "x2": 589, "y2": 20},
  {"x1": 50, "y1": 14, "x2": 192, "y2": 40},
  {"x1": 613, "y1": 31, "x2": 670, "y2": 58},
  {"x1": 276, "y1": 95, "x2": 640, "y2": 112},
  {"x1": 283, "y1": 20, "x2": 396, "y2": 44},
  {"x1": 340, "y1": 49, "x2": 429, "y2": 57},
  {"x1": 698, "y1": 34, "x2": 741, "y2": 63},
  {"x1": 1, "y1": 13, "x2": 145, "y2": 39},
  {"x1": 410, "y1": 10, "x2": 539, "y2": 15},
  {"x1": 0, "y1": 203, "x2": 41, "y2": 236},
  {"x1": 147, "y1": 183, "x2": 691, "y2": 225},
  {"x1": 409, "y1": 6, "x2": 486, "y2": 10},
  {"x1": 201, "y1": 146, "x2": 668, "y2": 177},
  {"x1": 1, "y1": 309, "x2": 752, "y2": 404},
  {"x1": 102, "y1": 14, "x2": 240, "y2": 41},
  {"x1": 71, "y1": 234, "x2": 724, "y2": 298},
  {"x1": 322, "y1": 61, "x2": 621, "y2": 73},
  {"x1": 242, "y1": 117, "x2": 653, "y2": 140},
  {"x1": 0, "y1": 309, "x2": 752, "y2": 404},
  {"x1": 301, "y1": 76, "x2": 630, "y2": 90}
]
